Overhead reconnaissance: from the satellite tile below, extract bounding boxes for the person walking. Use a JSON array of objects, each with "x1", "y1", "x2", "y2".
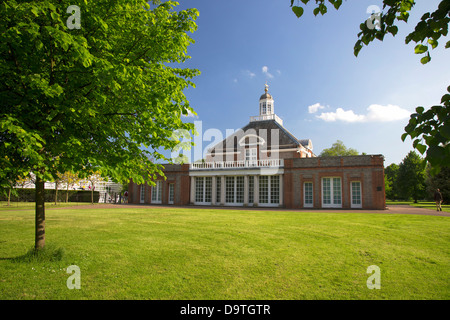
[{"x1": 434, "y1": 188, "x2": 443, "y2": 211}]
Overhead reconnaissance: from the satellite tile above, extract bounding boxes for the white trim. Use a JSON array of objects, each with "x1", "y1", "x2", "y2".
[
  {"x1": 140, "y1": 185, "x2": 145, "y2": 204},
  {"x1": 151, "y1": 181, "x2": 162, "y2": 204},
  {"x1": 168, "y1": 183, "x2": 174, "y2": 204},
  {"x1": 351, "y1": 181, "x2": 362, "y2": 208},
  {"x1": 303, "y1": 181, "x2": 313, "y2": 208},
  {"x1": 321, "y1": 177, "x2": 342, "y2": 208}
]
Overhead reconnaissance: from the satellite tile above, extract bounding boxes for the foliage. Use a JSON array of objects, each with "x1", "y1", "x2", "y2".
[
  {"x1": 426, "y1": 166, "x2": 450, "y2": 204},
  {"x1": 396, "y1": 151, "x2": 426, "y2": 202},
  {"x1": 290, "y1": 0, "x2": 450, "y2": 172},
  {"x1": 319, "y1": 140, "x2": 359, "y2": 157},
  {"x1": 0, "y1": 0, "x2": 199, "y2": 185},
  {"x1": 384, "y1": 163, "x2": 399, "y2": 200},
  {"x1": 0, "y1": 0, "x2": 199, "y2": 248}
]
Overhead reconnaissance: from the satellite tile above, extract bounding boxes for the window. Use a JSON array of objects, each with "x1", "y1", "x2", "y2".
[
  {"x1": 216, "y1": 177, "x2": 221, "y2": 204},
  {"x1": 195, "y1": 177, "x2": 212, "y2": 204},
  {"x1": 168, "y1": 183, "x2": 174, "y2": 204},
  {"x1": 351, "y1": 181, "x2": 362, "y2": 208},
  {"x1": 304, "y1": 182, "x2": 313, "y2": 207},
  {"x1": 225, "y1": 176, "x2": 244, "y2": 204},
  {"x1": 245, "y1": 148, "x2": 257, "y2": 166},
  {"x1": 151, "y1": 181, "x2": 162, "y2": 204},
  {"x1": 322, "y1": 177, "x2": 341, "y2": 208},
  {"x1": 270, "y1": 175, "x2": 280, "y2": 204},
  {"x1": 259, "y1": 176, "x2": 269, "y2": 204},
  {"x1": 226, "y1": 177, "x2": 234, "y2": 203},
  {"x1": 248, "y1": 176, "x2": 254, "y2": 205},
  {"x1": 262, "y1": 102, "x2": 267, "y2": 114},
  {"x1": 140, "y1": 185, "x2": 146, "y2": 203},
  {"x1": 259, "y1": 175, "x2": 280, "y2": 206},
  {"x1": 267, "y1": 103, "x2": 272, "y2": 114}
]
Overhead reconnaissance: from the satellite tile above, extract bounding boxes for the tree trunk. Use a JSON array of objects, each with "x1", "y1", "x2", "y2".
[
  {"x1": 35, "y1": 176, "x2": 45, "y2": 250},
  {"x1": 91, "y1": 184, "x2": 94, "y2": 204},
  {"x1": 66, "y1": 184, "x2": 69, "y2": 203},
  {"x1": 7, "y1": 188, "x2": 11, "y2": 206}
]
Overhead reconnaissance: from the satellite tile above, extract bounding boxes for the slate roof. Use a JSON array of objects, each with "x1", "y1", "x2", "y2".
[{"x1": 208, "y1": 119, "x2": 312, "y2": 153}]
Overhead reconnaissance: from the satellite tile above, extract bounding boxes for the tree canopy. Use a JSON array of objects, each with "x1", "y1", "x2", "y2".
[
  {"x1": 290, "y1": 0, "x2": 450, "y2": 172},
  {"x1": 319, "y1": 140, "x2": 360, "y2": 157},
  {"x1": 0, "y1": 0, "x2": 199, "y2": 248}
]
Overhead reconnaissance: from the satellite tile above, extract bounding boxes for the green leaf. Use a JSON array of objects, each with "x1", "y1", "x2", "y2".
[
  {"x1": 420, "y1": 54, "x2": 431, "y2": 65},
  {"x1": 415, "y1": 106, "x2": 424, "y2": 114},
  {"x1": 415, "y1": 143, "x2": 427, "y2": 155},
  {"x1": 414, "y1": 44, "x2": 428, "y2": 54},
  {"x1": 313, "y1": 7, "x2": 320, "y2": 16},
  {"x1": 292, "y1": 6, "x2": 304, "y2": 18}
]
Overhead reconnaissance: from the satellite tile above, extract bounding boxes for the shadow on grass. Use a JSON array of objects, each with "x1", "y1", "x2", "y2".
[{"x1": 0, "y1": 245, "x2": 65, "y2": 263}]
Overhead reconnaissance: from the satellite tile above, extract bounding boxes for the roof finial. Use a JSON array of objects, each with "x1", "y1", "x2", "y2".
[{"x1": 264, "y1": 82, "x2": 269, "y2": 93}]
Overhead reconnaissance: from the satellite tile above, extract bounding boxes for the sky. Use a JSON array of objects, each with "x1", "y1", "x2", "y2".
[{"x1": 169, "y1": 0, "x2": 449, "y2": 166}]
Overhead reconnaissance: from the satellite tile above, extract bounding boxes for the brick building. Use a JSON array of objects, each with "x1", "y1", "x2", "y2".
[{"x1": 129, "y1": 85, "x2": 386, "y2": 210}]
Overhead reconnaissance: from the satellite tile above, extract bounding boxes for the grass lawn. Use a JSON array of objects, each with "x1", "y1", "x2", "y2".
[{"x1": 0, "y1": 205, "x2": 449, "y2": 300}]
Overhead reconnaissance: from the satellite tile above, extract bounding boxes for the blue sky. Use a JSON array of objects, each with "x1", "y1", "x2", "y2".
[{"x1": 171, "y1": 0, "x2": 449, "y2": 166}]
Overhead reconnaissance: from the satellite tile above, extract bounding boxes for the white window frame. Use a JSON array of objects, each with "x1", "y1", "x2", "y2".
[
  {"x1": 194, "y1": 177, "x2": 212, "y2": 205},
  {"x1": 151, "y1": 181, "x2": 162, "y2": 204},
  {"x1": 168, "y1": 183, "x2": 174, "y2": 204},
  {"x1": 140, "y1": 185, "x2": 146, "y2": 204},
  {"x1": 245, "y1": 148, "x2": 257, "y2": 166},
  {"x1": 303, "y1": 182, "x2": 313, "y2": 208},
  {"x1": 350, "y1": 181, "x2": 362, "y2": 208},
  {"x1": 225, "y1": 176, "x2": 244, "y2": 205},
  {"x1": 259, "y1": 175, "x2": 280, "y2": 207},
  {"x1": 321, "y1": 177, "x2": 342, "y2": 208}
]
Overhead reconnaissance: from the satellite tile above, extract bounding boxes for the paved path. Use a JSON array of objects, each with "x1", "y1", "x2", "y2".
[{"x1": 52, "y1": 203, "x2": 449, "y2": 217}]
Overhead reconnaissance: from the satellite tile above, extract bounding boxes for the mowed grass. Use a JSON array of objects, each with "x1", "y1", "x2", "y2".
[{"x1": 0, "y1": 205, "x2": 449, "y2": 300}]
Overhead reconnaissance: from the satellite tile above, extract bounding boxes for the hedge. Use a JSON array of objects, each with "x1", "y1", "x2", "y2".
[{"x1": 0, "y1": 188, "x2": 100, "y2": 203}]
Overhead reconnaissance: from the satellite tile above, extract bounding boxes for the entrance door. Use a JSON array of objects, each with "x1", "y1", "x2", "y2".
[{"x1": 351, "y1": 181, "x2": 362, "y2": 208}]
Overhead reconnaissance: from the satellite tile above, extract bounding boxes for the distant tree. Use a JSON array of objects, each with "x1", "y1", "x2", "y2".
[
  {"x1": 426, "y1": 166, "x2": 450, "y2": 204},
  {"x1": 397, "y1": 151, "x2": 427, "y2": 202},
  {"x1": 290, "y1": 0, "x2": 450, "y2": 173},
  {"x1": 384, "y1": 163, "x2": 399, "y2": 200},
  {"x1": 319, "y1": 140, "x2": 359, "y2": 157}
]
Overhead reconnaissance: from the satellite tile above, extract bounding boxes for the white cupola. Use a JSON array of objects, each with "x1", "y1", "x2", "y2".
[{"x1": 259, "y1": 83, "x2": 274, "y2": 116}]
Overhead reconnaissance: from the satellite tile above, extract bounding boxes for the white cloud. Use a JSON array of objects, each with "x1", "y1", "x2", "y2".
[
  {"x1": 308, "y1": 103, "x2": 325, "y2": 114},
  {"x1": 262, "y1": 65, "x2": 274, "y2": 79},
  {"x1": 243, "y1": 70, "x2": 256, "y2": 78},
  {"x1": 316, "y1": 104, "x2": 411, "y2": 123}
]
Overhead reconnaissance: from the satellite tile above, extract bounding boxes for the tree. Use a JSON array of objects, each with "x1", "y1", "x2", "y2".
[
  {"x1": 397, "y1": 151, "x2": 426, "y2": 202},
  {"x1": 59, "y1": 171, "x2": 80, "y2": 203},
  {"x1": 290, "y1": 0, "x2": 450, "y2": 173},
  {"x1": 85, "y1": 172, "x2": 104, "y2": 204},
  {"x1": 426, "y1": 166, "x2": 450, "y2": 204},
  {"x1": 319, "y1": 140, "x2": 360, "y2": 157},
  {"x1": 384, "y1": 163, "x2": 399, "y2": 200},
  {"x1": 0, "y1": 0, "x2": 199, "y2": 250}
]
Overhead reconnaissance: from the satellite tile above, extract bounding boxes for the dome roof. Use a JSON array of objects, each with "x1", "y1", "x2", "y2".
[{"x1": 259, "y1": 93, "x2": 273, "y2": 100}]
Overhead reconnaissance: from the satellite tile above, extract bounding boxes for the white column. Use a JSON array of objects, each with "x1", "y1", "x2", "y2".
[
  {"x1": 211, "y1": 176, "x2": 216, "y2": 206},
  {"x1": 254, "y1": 175, "x2": 259, "y2": 206},
  {"x1": 244, "y1": 175, "x2": 249, "y2": 206},
  {"x1": 190, "y1": 176, "x2": 195, "y2": 204},
  {"x1": 221, "y1": 176, "x2": 225, "y2": 205}
]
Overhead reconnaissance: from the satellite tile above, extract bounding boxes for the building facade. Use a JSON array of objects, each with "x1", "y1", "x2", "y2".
[{"x1": 129, "y1": 85, "x2": 386, "y2": 210}]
